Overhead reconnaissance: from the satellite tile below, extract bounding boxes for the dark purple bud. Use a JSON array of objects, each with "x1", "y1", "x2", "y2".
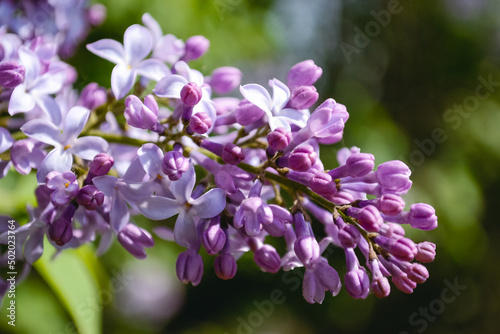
[
  {"x1": 118, "y1": 224, "x2": 154, "y2": 259},
  {"x1": 180, "y1": 82, "x2": 202, "y2": 107},
  {"x1": 294, "y1": 236, "x2": 320, "y2": 265},
  {"x1": 208, "y1": 66, "x2": 242, "y2": 94},
  {"x1": 49, "y1": 217, "x2": 73, "y2": 246},
  {"x1": 337, "y1": 223, "x2": 360, "y2": 248},
  {"x1": 89, "y1": 153, "x2": 114, "y2": 176},
  {"x1": 214, "y1": 253, "x2": 237, "y2": 280},
  {"x1": 222, "y1": 143, "x2": 245, "y2": 165},
  {"x1": 235, "y1": 99, "x2": 265, "y2": 125},
  {"x1": 78, "y1": 83, "x2": 107, "y2": 109},
  {"x1": 406, "y1": 263, "x2": 429, "y2": 284},
  {"x1": 287, "y1": 86, "x2": 319, "y2": 110},
  {"x1": 376, "y1": 160, "x2": 412, "y2": 195},
  {"x1": 328, "y1": 153, "x2": 375, "y2": 179},
  {"x1": 202, "y1": 219, "x2": 226, "y2": 255},
  {"x1": 124, "y1": 94, "x2": 159, "y2": 129},
  {"x1": 49, "y1": 203, "x2": 77, "y2": 246},
  {"x1": 415, "y1": 241, "x2": 436, "y2": 263},
  {"x1": 374, "y1": 236, "x2": 417, "y2": 262},
  {"x1": 254, "y1": 244, "x2": 281, "y2": 273},
  {"x1": 182, "y1": 35, "x2": 210, "y2": 61},
  {"x1": 162, "y1": 150, "x2": 189, "y2": 181},
  {"x1": 287, "y1": 59, "x2": 322, "y2": 89},
  {"x1": 408, "y1": 203, "x2": 437, "y2": 231},
  {"x1": 189, "y1": 112, "x2": 213, "y2": 134},
  {"x1": 347, "y1": 205, "x2": 383, "y2": 232},
  {"x1": 0, "y1": 61, "x2": 25, "y2": 88},
  {"x1": 76, "y1": 185, "x2": 104, "y2": 210},
  {"x1": 267, "y1": 127, "x2": 292, "y2": 151},
  {"x1": 288, "y1": 145, "x2": 318, "y2": 172},
  {"x1": 176, "y1": 250, "x2": 204, "y2": 286},
  {"x1": 345, "y1": 268, "x2": 370, "y2": 299}
]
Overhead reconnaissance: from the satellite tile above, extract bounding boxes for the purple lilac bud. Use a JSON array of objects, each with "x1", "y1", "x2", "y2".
[
  {"x1": 336, "y1": 218, "x2": 361, "y2": 248},
  {"x1": 162, "y1": 150, "x2": 189, "y2": 181},
  {"x1": 415, "y1": 241, "x2": 436, "y2": 263},
  {"x1": 287, "y1": 169, "x2": 337, "y2": 198},
  {"x1": 287, "y1": 86, "x2": 319, "y2": 110},
  {"x1": 293, "y1": 213, "x2": 320, "y2": 265},
  {"x1": 0, "y1": 61, "x2": 25, "y2": 88},
  {"x1": 208, "y1": 66, "x2": 242, "y2": 94},
  {"x1": 189, "y1": 112, "x2": 213, "y2": 134},
  {"x1": 347, "y1": 205, "x2": 383, "y2": 232},
  {"x1": 378, "y1": 223, "x2": 405, "y2": 239},
  {"x1": 328, "y1": 153, "x2": 375, "y2": 179},
  {"x1": 182, "y1": 35, "x2": 210, "y2": 61},
  {"x1": 235, "y1": 99, "x2": 265, "y2": 125},
  {"x1": 180, "y1": 82, "x2": 202, "y2": 107},
  {"x1": 76, "y1": 185, "x2": 104, "y2": 210},
  {"x1": 408, "y1": 203, "x2": 438, "y2": 231},
  {"x1": 214, "y1": 253, "x2": 237, "y2": 280},
  {"x1": 359, "y1": 194, "x2": 405, "y2": 216},
  {"x1": 375, "y1": 160, "x2": 412, "y2": 195},
  {"x1": 234, "y1": 197, "x2": 272, "y2": 236},
  {"x1": 374, "y1": 236, "x2": 417, "y2": 262},
  {"x1": 406, "y1": 263, "x2": 429, "y2": 284},
  {"x1": 89, "y1": 153, "x2": 114, "y2": 176},
  {"x1": 78, "y1": 83, "x2": 107, "y2": 110},
  {"x1": 46, "y1": 171, "x2": 79, "y2": 206},
  {"x1": 202, "y1": 217, "x2": 226, "y2": 255},
  {"x1": 267, "y1": 127, "x2": 292, "y2": 151},
  {"x1": 287, "y1": 59, "x2": 322, "y2": 89},
  {"x1": 222, "y1": 143, "x2": 245, "y2": 165},
  {"x1": 253, "y1": 244, "x2": 281, "y2": 273},
  {"x1": 88, "y1": 4, "x2": 107, "y2": 26},
  {"x1": 344, "y1": 248, "x2": 370, "y2": 299},
  {"x1": 370, "y1": 260, "x2": 391, "y2": 298},
  {"x1": 176, "y1": 250, "x2": 204, "y2": 286},
  {"x1": 124, "y1": 94, "x2": 159, "y2": 129},
  {"x1": 392, "y1": 272, "x2": 417, "y2": 294},
  {"x1": 288, "y1": 145, "x2": 318, "y2": 172},
  {"x1": 117, "y1": 224, "x2": 155, "y2": 259},
  {"x1": 49, "y1": 204, "x2": 77, "y2": 246}
]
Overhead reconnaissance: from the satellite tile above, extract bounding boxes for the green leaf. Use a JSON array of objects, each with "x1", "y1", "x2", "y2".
[{"x1": 34, "y1": 240, "x2": 102, "y2": 334}]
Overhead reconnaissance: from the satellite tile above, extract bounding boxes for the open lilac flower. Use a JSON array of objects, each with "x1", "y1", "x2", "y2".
[
  {"x1": 137, "y1": 163, "x2": 226, "y2": 247},
  {"x1": 86, "y1": 24, "x2": 169, "y2": 99},
  {"x1": 21, "y1": 106, "x2": 109, "y2": 182},
  {"x1": 0, "y1": 127, "x2": 14, "y2": 178},
  {"x1": 240, "y1": 78, "x2": 309, "y2": 131}
]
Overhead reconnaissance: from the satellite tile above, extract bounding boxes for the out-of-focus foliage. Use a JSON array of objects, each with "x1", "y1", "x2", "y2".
[{"x1": 1, "y1": 0, "x2": 499, "y2": 333}]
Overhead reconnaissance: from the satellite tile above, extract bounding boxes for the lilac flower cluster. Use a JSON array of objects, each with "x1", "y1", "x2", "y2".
[{"x1": 0, "y1": 9, "x2": 437, "y2": 304}]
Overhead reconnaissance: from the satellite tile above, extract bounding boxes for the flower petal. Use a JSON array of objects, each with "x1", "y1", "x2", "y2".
[
  {"x1": 135, "y1": 59, "x2": 170, "y2": 81},
  {"x1": 142, "y1": 13, "x2": 163, "y2": 42},
  {"x1": 239, "y1": 84, "x2": 272, "y2": 114},
  {"x1": 111, "y1": 64, "x2": 136, "y2": 99},
  {"x1": 153, "y1": 34, "x2": 185, "y2": 64},
  {"x1": 24, "y1": 227, "x2": 44, "y2": 264},
  {"x1": 137, "y1": 143, "x2": 163, "y2": 177},
  {"x1": 173, "y1": 211, "x2": 197, "y2": 248},
  {"x1": 62, "y1": 106, "x2": 90, "y2": 143},
  {"x1": 8, "y1": 85, "x2": 35, "y2": 115},
  {"x1": 34, "y1": 95, "x2": 62, "y2": 126},
  {"x1": 170, "y1": 163, "x2": 195, "y2": 203},
  {"x1": 190, "y1": 188, "x2": 226, "y2": 218},
  {"x1": 123, "y1": 24, "x2": 152, "y2": 65},
  {"x1": 36, "y1": 148, "x2": 72, "y2": 183},
  {"x1": 18, "y1": 47, "x2": 40, "y2": 85},
  {"x1": 20, "y1": 119, "x2": 62, "y2": 147},
  {"x1": 71, "y1": 136, "x2": 108, "y2": 160},
  {"x1": 111, "y1": 193, "x2": 130, "y2": 232},
  {"x1": 86, "y1": 39, "x2": 124, "y2": 64},
  {"x1": 93, "y1": 175, "x2": 118, "y2": 197},
  {"x1": 137, "y1": 196, "x2": 182, "y2": 220},
  {"x1": 269, "y1": 116, "x2": 291, "y2": 132},
  {"x1": 0, "y1": 127, "x2": 14, "y2": 154},
  {"x1": 270, "y1": 78, "x2": 290, "y2": 112},
  {"x1": 153, "y1": 74, "x2": 187, "y2": 98}
]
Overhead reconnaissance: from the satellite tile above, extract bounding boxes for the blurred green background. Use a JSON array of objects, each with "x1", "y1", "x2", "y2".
[{"x1": 1, "y1": 0, "x2": 500, "y2": 333}]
